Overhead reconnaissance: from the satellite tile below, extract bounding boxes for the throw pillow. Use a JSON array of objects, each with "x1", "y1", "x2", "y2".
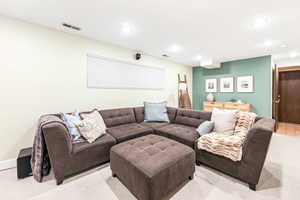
[
  {"x1": 60, "y1": 110, "x2": 81, "y2": 140},
  {"x1": 196, "y1": 121, "x2": 214, "y2": 136},
  {"x1": 77, "y1": 110, "x2": 107, "y2": 143},
  {"x1": 144, "y1": 101, "x2": 170, "y2": 122},
  {"x1": 211, "y1": 108, "x2": 238, "y2": 134}
]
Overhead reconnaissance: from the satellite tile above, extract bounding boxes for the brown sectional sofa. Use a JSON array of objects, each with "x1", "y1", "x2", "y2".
[{"x1": 41, "y1": 106, "x2": 274, "y2": 191}]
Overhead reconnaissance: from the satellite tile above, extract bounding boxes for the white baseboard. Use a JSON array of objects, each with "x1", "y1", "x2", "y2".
[{"x1": 0, "y1": 159, "x2": 16, "y2": 171}]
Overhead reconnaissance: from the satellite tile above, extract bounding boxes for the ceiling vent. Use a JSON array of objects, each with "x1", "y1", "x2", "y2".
[
  {"x1": 62, "y1": 23, "x2": 81, "y2": 31},
  {"x1": 200, "y1": 60, "x2": 221, "y2": 69}
]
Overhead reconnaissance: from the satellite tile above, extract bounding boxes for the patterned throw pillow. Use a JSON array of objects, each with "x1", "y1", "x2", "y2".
[
  {"x1": 59, "y1": 110, "x2": 81, "y2": 140},
  {"x1": 75, "y1": 110, "x2": 107, "y2": 143}
]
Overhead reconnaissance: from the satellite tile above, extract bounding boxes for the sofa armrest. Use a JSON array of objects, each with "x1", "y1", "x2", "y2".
[
  {"x1": 242, "y1": 118, "x2": 275, "y2": 183},
  {"x1": 42, "y1": 121, "x2": 73, "y2": 176}
]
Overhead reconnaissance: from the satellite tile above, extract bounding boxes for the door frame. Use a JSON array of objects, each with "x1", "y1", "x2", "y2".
[
  {"x1": 273, "y1": 66, "x2": 300, "y2": 128},
  {"x1": 272, "y1": 65, "x2": 280, "y2": 131},
  {"x1": 278, "y1": 66, "x2": 300, "y2": 72}
]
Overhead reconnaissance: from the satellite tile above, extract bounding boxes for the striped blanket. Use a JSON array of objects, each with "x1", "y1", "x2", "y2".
[
  {"x1": 31, "y1": 115, "x2": 64, "y2": 182},
  {"x1": 198, "y1": 111, "x2": 257, "y2": 161}
]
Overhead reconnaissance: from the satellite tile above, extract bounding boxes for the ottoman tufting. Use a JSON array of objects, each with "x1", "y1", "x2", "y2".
[{"x1": 110, "y1": 134, "x2": 195, "y2": 200}]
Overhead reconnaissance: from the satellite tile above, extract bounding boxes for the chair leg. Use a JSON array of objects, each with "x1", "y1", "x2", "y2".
[
  {"x1": 249, "y1": 184, "x2": 256, "y2": 191},
  {"x1": 112, "y1": 173, "x2": 117, "y2": 178},
  {"x1": 196, "y1": 160, "x2": 201, "y2": 166},
  {"x1": 189, "y1": 174, "x2": 194, "y2": 180}
]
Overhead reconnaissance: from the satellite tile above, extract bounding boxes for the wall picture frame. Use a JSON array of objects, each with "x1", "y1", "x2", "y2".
[
  {"x1": 236, "y1": 75, "x2": 254, "y2": 93},
  {"x1": 220, "y1": 77, "x2": 234, "y2": 93},
  {"x1": 205, "y1": 78, "x2": 217, "y2": 93}
]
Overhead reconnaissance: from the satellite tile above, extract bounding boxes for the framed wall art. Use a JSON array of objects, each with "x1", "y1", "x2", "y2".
[
  {"x1": 220, "y1": 77, "x2": 234, "y2": 93},
  {"x1": 236, "y1": 75, "x2": 254, "y2": 93},
  {"x1": 205, "y1": 79, "x2": 217, "y2": 93}
]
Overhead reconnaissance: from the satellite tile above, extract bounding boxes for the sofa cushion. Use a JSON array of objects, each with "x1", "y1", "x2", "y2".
[
  {"x1": 107, "y1": 123, "x2": 153, "y2": 143},
  {"x1": 155, "y1": 124, "x2": 199, "y2": 148},
  {"x1": 99, "y1": 108, "x2": 136, "y2": 128},
  {"x1": 139, "y1": 122, "x2": 169, "y2": 129},
  {"x1": 175, "y1": 109, "x2": 211, "y2": 128},
  {"x1": 134, "y1": 107, "x2": 177, "y2": 123},
  {"x1": 72, "y1": 134, "x2": 116, "y2": 154}
]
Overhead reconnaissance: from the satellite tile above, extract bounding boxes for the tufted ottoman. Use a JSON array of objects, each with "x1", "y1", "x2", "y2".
[{"x1": 110, "y1": 134, "x2": 195, "y2": 200}]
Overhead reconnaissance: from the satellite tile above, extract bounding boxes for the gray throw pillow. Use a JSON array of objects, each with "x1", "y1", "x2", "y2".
[
  {"x1": 144, "y1": 101, "x2": 170, "y2": 122},
  {"x1": 196, "y1": 121, "x2": 214, "y2": 136}
]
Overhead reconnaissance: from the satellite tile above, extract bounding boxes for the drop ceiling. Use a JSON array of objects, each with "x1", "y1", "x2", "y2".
[{"x1": 0, "y1": 0, "x2": 299, "y2": 66}]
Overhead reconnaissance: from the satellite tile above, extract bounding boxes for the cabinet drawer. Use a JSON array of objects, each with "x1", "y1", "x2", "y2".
[
  {"x1": 203, "y1": 102, "x2": 223, "y2": 108},
  {"x1": 224, "y1": 103, "x2": 250, "y2": 112}
]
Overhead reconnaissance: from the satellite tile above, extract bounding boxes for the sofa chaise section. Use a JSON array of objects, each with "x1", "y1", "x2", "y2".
[
  {"x1": 155, "y1": 124, "x2": 198, "y2": 148},
  {"x1": 42, "y1": 116, "x2": 116, "y2": 185},
  {"x1": 155, "y1": 109, "x2": 211, "y2": 148},
  {"x1": 100, "y1": 107, "x2": 153, "y2": 143},
  {"x1": 107, "y1": 123, "x2": 153, "y2": 143},
  {"x1": 195, "y1": 118, "x2": 274, "y2": 190}
]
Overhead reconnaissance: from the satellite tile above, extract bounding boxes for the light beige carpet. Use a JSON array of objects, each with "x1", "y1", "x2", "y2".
[{"x1": 1, "y1": 134, "x2": 300, "y2": 200}]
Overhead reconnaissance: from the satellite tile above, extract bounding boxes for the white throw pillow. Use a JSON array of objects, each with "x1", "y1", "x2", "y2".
[
  {"x1": 75, "y1": 110, "x2": 107, "y2": 143},
  {"x1": 211, "y1": 108, "x2": 238, "y2": 134}
]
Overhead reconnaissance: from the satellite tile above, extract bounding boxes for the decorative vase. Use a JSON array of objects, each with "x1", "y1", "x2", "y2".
[{"x1": 207, "y1": 93, "x2": 214, "y2": 102}]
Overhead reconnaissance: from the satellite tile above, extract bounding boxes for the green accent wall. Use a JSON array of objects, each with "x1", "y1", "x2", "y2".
[{"x1": 193, "y1": 56, "x2": 272, "y2": 118}]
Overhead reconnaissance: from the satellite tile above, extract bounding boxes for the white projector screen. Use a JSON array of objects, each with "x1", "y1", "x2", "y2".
[{"x1": 87, "y1": 55, "x2": 166, "y2": 89}]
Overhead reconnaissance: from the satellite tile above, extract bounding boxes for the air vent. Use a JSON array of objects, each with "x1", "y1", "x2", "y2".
[
  {"x1": 62, "y1": 23, "x2": 81, "y2": 31},
  {"x1": 162, "y1": 54, "x2": 169, "y2": 58}
]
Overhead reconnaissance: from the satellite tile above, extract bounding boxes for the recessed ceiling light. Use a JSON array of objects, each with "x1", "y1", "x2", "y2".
[
  {"x1": 195, "y1": 55, "x2": 202, "y2": 60},
  {"x1": 121, "y1": 22, "x2": 134, "y2": 35},
  {"x1": 290, "y1": 52, "x2": 300, "y2": 58},
  {"x1": 263, "y1": 40, "x2": 273, "y2": 48},
  {"x1": 253, "y1": 16, "x2": 271, "y2": 29},
  {"x1": 167, "y1": 44, "x2": 182, "y2": 53},
  {"x1": 280, "y1": 44, "x2": 288, "y2": 48}
]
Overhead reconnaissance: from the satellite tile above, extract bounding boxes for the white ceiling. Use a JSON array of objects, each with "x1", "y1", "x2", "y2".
[{"x1": 1, "y1": 0, "x2": 300, "y2": 66}]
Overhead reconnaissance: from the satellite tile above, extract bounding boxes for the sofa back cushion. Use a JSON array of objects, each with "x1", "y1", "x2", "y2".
[
  {"x1": 175, "y1": 109, "x2": 212, "y2": 128},
  {"x1": 134, "y1": 107, "x2": 177, "y2": 123},
  {"x1": 99, "y1": 108, "x2": 136, "y2": 128}
]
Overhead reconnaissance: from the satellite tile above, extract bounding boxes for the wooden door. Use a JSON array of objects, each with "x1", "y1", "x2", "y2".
[
  {"x1": 279, "y1": 70, "x2": 300, "y2": 124},
  {"x1": 272, "y1": 65, "x2": 280, "y2": 130}
]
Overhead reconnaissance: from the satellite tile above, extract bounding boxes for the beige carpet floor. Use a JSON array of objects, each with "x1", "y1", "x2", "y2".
[{"x1": 1, "y1": 133, "x2": 300, "y2": 200}]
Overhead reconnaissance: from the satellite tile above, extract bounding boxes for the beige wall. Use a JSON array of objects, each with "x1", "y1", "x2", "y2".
[{"x1": 0, "y1": 16, "x2": 192, "y2": 161}]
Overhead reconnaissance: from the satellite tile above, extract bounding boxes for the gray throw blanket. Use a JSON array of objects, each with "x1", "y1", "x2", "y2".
[{"x1": 31, "y1": 115, "x2": 66, "y2": 182}]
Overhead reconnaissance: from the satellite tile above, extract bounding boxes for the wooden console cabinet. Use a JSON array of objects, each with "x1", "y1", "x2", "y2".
[{"x1": 203, "y1": 101, "x2": 251, "y2": 112}]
